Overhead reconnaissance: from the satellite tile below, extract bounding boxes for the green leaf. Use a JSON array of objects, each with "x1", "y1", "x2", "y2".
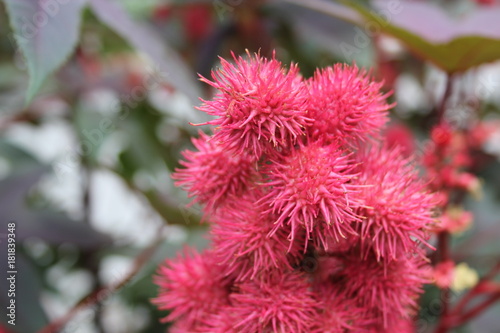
[
  {"x1": 0, "y1": 254, "x2": 48, "y2": 332},
  {"x1": 88, "y1": 0, "x2": 202, "y2": 105},
  {"x1": 0, "y1": 167, "x2": 112, "y2": 249},
  {"x1": 285, "y1": 0, "x2": 500, "y2": 73},
  {"x1": 350, "y1": 1, "x2": 500, "y2": 73},
  {"x1": 0, "y1": 140, "x2": 41, "y2": 175},
  {"x1": 2, "y1": 0, "x2": 87, "y2": 103}
]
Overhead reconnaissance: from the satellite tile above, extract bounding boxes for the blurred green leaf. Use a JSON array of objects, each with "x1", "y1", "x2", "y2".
[
  {"x1": 267, "y1": 2, "x2": 365, "y2": 70},
  {"x1": 0, "y1": 167, "x2": 112, "y2": 249},
  {"x1": 73, "y1": 102, "x2": 114, "y2": 166},
  {"x1": 0, "y1": 140, "x2": 41, "y2": 174},
  {"x1": 279, "y1": 0, "x2": 361, "y2": 25},
  {"x1": 120, "y1": 227, "x2": 209, "y2": 303},
  {"x1": 0, "y1": 166, "x2": 48, "y2": 220},
  {"x1": 350, "y1": 1, "x2": 500, "y2": 73},
  {"x1": 122, "y1": 0, "x2": 162, "y2": 18},
  {"x1": 88, "y1": 0, "x2": 202, "y2": 104},
  {"x1": 287, "y1": 0, "x2": 500, "y2": 73},
  {"x1": 110, "y1": 103, "x2": 201, "y2": 226},
  {"x1": 0, "y1": 254, "x2": 48, "y2": 332},
  {"x1": 1, "y1": 0, "x2": 87, "y2": 103}
]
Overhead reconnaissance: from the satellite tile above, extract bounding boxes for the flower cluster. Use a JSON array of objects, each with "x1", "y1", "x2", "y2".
[
  {"x1": 421, "y1": 119, "x2": 500, "y2": 294},
  {"x1": 422, "y1": 123, "x2": 479, "y2": 202},
  {"x1": 421, "y1": 123, "x2": 482, "y2": 235},
  {"x1": 154, "y1": 51, "x2": 437, "y2": 332}
]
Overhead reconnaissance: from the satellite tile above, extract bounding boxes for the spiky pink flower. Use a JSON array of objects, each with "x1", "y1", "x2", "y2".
[
  {"x1": 152, "y1": 249, "x2": 230, "y2": 329},
  {"x1": 433, "y1": 260, "x2": 455, "y2": 289},
  {"x1": 260, "y1": 142, "x2": 361, "y2": 250},
  {"x1": 317, "y1": 233, "x2": 359, "y2": 257},
  {"x1": 228, "y1": 271, "x2": 321, "y2": 333},
  {"x1": 340, "y1": 250, "x2": 431, "y2": 329},
  {"x1": 312, "y1": 283, "x2": 374, "y2": 333},
  {"x1": 167, "y1": 320, "x2": 202, "y2": 333},
  {"x1": 439, "y1": 207, "x2": 473, "y2": 234},
  {"x1": 192, "y1": 309, "x2": 238, "y2": 333},
  {"x1": 383, "y1": 318, "x2": 416, "y2": 333},
  {"x1": 172, "y1": 131, "x2": 257, "y2": 213},
  {"x1": 355, "y1": 145, "x2": 437, "y2": 262},
  {"x1": 307, "y1": 64, "x2": 391, "y2": 145},
  {"x1": 211, "y1": 193, "x2": 303, "y2": 281},
  {"x1": 384, "y1": 122, "x2": 415, "y2": 158},
  {"x1": 196, "y1": 51, "x2": 312, "y2": 157}
]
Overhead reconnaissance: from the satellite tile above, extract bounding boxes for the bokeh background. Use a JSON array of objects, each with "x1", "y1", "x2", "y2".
[{"x1": 1, "y1": 0, "x2": 500, "y2": 332}]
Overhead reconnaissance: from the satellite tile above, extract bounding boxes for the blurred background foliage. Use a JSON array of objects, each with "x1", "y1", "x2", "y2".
[{"x1": 0, "y1": 0, "x2": 499, "y2": 332}]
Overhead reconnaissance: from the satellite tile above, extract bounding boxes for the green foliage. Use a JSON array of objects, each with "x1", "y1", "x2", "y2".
[
  {"x1": 348, "y1": 1, "x2": 500, "y2": 73},
  {"x1": 2, "y1": 0, "x2": 87, "y2": 103}
]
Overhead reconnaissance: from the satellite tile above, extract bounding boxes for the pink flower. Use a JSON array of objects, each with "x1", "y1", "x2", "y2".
[
  {"x1": 152, "y1": 249, "x2": 230, "y2": 329},
  {"x1": 439, "y1": 207, "x2": 473, "y2": 234},
  {"x1": 228, "y1": 271, "x2": 321, "y2": 333},
  {"x1": 468, "y1": 120, "x2": 500, "y2": 149},
  {"x1": 433, "y1": 260, "x2": 455, "y2": 289},
  {"x1": 211, "y1": 192, "x2": 303, "y2": 281},
  {"x1": 340, "y1": 250, "x2": 431, "y2": 329},
  {"x1": 196, "y1": 51, "x2": 312, "y2": 157},
  {"x1": 452, "y1": 172, "x2": 481, "y2": 196},
  {"x1": 423, "y1": 123, "x2": 474, "y2": 194},
  {"x1": 381, "y1": 317, "x2": 416, "y2": 333},
  {"x1": 172, "y1": 131, "x2": 257, "y2": 213},
  {"x1": 167, "y1": 320, "x2": 203, "y2": 333},
  {"x1": 192, "y1": 309, "x2": 238, "y2": 333},
  {"x1": 384, "y1": 122, "x2": 415, "y2": 158},
  {"x1": 430, "y1": 123, "x2": 454, "y2": 148},
  {"x1": 355, "y1": 145, "x2": 436, "y2": 262},
  {"x1": 312, "y1": 283, "x2": 373, "y2": 333},
  {"x1": 260, "y1": 142, "x2": 361, "y2": 250},
  {"x1": 307, "y1": 64, "x2": 392, "y2": 146}
]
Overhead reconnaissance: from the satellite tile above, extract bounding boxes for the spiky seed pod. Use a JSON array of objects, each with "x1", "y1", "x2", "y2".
[{"x1": 197, "y1": 51, "x2": 312, "y2": 158}]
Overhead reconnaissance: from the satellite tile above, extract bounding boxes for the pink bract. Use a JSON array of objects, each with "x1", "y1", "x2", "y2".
[
  {"x1": 172, "y1": 131, "x2": 257, "y2": 214},
  {"x1": 211, "y1": 192, "x2": 303, "y2": 281},
  {"x1": 152, "y1": 249, "x2": 230, "y2": 330},
  {"x1": 340, "y1": 250, "x2": 431, "y2": 329},
  {"x1": 260, "y1": 142, "x2": 362, "y2": 250},
  {"x1": 307, "y1": 64, "x2": 392, "y2": 146},
  {"x1": 228, "y1": 271, "x2": 321, "y2": 333},
  {"x1": 355, "y1": 145, "x2": 437, "y2": 263},
  {"x1": 196, "y1": 51, "x2": 312, "y2": 158}
]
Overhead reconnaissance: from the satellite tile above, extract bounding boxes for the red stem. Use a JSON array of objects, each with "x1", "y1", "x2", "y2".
[
  {"x1": 37, "y1": 228, "x2": 165, "y2": 333},
  {"x1": 433, "y1": 74, "x2": 455, "y2": 333},
  {"x1": 455, "y1": 292, "x2": 500, "y2": 326},
  {"x1": 453, "y1": 261, "x2": 500, "y2": 315},
  {"x1": 435, "y1": 261, "x2": 500, "y2": 332},
  {"x1": 437, "y1": 74, "x2": 453, "y2": 123},
  {"x1": 434, "y1": 232, "x2": 451, "y2": 333}
]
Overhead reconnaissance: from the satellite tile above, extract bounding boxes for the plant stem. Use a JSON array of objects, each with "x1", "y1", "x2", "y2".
[
  {"x1": 453, "y1": 261, "x2": 500, "y2": 315},
  {"x1": 434, "y1": 231, "x2": 451, "y2": 333},
  {"x1": 36, "y1": 228, "x2": 165, "y2": 333},
  {"x1": 437, "y1": 74, "x2": 453, "y2": 123},
  {"x1": 433, "y1": 74, "x2": 455, "y2": 333},
  {"x1": 456, "y1": 292, "x2": 500, "y2": 325}
]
